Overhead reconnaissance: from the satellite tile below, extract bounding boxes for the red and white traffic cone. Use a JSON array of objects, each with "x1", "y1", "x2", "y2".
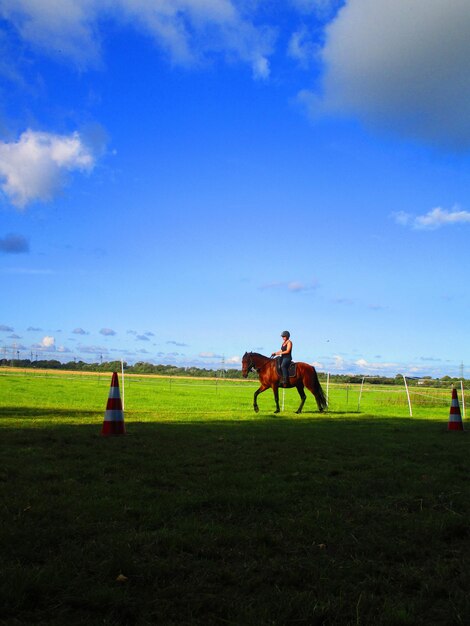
[
  {"x1": 448, "y1": 387, "x2": 464, "y2": 432},
  {"x1": 101, "y1": 372, "x2": 126, "y2": 435}
]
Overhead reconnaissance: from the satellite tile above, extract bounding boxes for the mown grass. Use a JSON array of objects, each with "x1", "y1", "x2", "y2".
[{"x1": 1, "y1": 371, "x2": 469, "y2": 625}]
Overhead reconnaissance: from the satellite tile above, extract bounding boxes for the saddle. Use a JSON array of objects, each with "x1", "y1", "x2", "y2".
[{"x1": 275, "y1": 359, "x2": 297, "y2": 379}]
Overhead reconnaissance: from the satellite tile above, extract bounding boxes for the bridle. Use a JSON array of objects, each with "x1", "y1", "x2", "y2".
[
  {"x1": 246, "y1": 352, "x2": 256, "y2": 374},
  {"x1": 243, "y1": 352, "x2": 255, "y2": 374}
]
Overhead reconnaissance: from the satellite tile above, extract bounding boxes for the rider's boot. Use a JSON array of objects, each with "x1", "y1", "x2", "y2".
[{"x1": 282, "y1": 376, "x2": 289, "y2": 387}]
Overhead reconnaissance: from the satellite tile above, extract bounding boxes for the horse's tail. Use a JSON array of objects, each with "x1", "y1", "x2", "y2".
[{"x1": 311, "y1": 366, "x2": 328, "y2": 412}]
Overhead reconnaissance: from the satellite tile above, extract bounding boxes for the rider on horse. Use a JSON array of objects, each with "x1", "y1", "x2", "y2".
[{"x1": 271, "y1": 330, "x2": 292, "y2": 387}]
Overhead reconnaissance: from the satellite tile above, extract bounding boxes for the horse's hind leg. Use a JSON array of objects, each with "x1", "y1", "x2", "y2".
[
  {"x1": 305, "y1": 379, "x2": 324, "y2": 412},
  {"x1": 296, "y1": 383, "x2": 306, "y2": 414}
]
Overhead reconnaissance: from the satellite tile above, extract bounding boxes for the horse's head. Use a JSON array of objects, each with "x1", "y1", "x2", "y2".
[{"x1": 241, "y1": 351, "x2": 254, "y2": 378}]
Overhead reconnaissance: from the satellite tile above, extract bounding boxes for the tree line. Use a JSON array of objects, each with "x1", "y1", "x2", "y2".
[
  {"x1": 0, "y1": 358, "x2": 244, "y2": 379},
  {"x1": 0, "y1": 358, "x2": 466, "y2": 387}
]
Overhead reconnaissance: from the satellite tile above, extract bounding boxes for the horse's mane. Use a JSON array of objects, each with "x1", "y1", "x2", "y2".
[{"x1": 248, "y1": 352, "x2": 270, "y2": 360}]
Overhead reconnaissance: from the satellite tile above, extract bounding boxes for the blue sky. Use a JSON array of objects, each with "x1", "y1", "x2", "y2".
[{"x1": 1, "y1": 0, "x2": 470, "y2": 377}]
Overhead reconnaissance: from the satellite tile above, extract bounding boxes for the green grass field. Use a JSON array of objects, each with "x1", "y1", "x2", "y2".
[{"x1": 1, "y1": 370, "x2": 469, "y2": 625}]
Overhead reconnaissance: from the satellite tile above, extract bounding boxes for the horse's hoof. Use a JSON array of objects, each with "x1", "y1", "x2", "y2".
[
  {"x1": 254, "y1": 406, "x2": 259, "y2": 413},
  {"x1": 274, "y1": 409, "x2": 280, "y2": 414},
  {"x1": 295, "y1": 410, "x2": 302, "y2": 414}
]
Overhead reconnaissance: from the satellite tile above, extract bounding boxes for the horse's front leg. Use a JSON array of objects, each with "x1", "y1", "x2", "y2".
[{"x1": 253, "y1": 386, "x2": 268, "y2": 413}]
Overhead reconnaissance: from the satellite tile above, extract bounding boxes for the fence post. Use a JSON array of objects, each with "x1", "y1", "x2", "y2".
[
  {"x1": 357, "y1": 376, "x2": 365, "y2": 412},
  {"x1": 402, "y1": 374, "x2": 413, "y2": 417},
  {"x1": 121, "y1": 359, "x2": 125, "y2": 410},
  {"x1": 460, "y1": 379, "x2": 466, "y2": 420}
]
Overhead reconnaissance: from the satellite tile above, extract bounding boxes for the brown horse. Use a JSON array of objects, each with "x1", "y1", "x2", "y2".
[{"x1": 242, "y1": 352, "x2": 328, "y2": 414}]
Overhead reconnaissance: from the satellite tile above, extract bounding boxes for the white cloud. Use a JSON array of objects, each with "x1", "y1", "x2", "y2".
[
  {"x1": 355, "y1": 358, "x2": 397, "y2": 372},
  {"x1": 316, "y1": 353, "x2": 455, "y2": 377},
  {"x1": 393, "y1": 206, "x2": 470, "y2": 230},
  {"x1": 40, "y1": 336, "x2": 55, "y2": 348},
  {"x1": 0, "y1": 0, "x2": 102, "y2": 68},
  {"x1": 330, "y1": 354, "x2": 344, "y2": 370},
  {"x1": 392, "y1": 211, "x2": 411, "y2": 227},
  {"x1": 226, "y1": 355, "x2": 241, "y2": 364},
  {"x1": 0, "y1": 129, "x2": 95, "y2": 208},
  {"x1": 32, "y1": 335, "x2": 56, "y2": 351},
  {"x1": 313, "y1": 0, "x2": 470, "y2": 150},
  {"x1": 323, "y1": 354, "x2": 401, "y2": 376},
  {"x1": 415, "y1": 207, "x2": 470, "y2": 230},
  {"x1": 0, "y1": 0, "x2": 274, "y2": 79},
  {"x1": 288, "y1": 27, "x2": 319, "y2": 67},
  {"x1": 252, "y1": 55, "x2": 270, "y2": 80}
]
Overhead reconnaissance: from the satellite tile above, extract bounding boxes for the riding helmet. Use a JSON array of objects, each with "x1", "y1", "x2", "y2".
[{"x1": 281, "y1": 330, "x2": 290, "y2": 338}]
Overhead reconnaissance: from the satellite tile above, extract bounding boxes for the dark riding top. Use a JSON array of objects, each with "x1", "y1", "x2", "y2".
[{"x1": 280, "y1": 340, "x2": 292, "y2": 373}]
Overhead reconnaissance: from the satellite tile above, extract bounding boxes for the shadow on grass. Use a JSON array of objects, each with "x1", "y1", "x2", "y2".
[
  {"x1": 1, "y1": 408, "x2": 468, "y2": 626},
  {"x1": 0, "y1": 406, "x2": 102, "y2": 420},
  {"x1": 0, "y1": 403, "x2": 453, "y2": 435}
]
